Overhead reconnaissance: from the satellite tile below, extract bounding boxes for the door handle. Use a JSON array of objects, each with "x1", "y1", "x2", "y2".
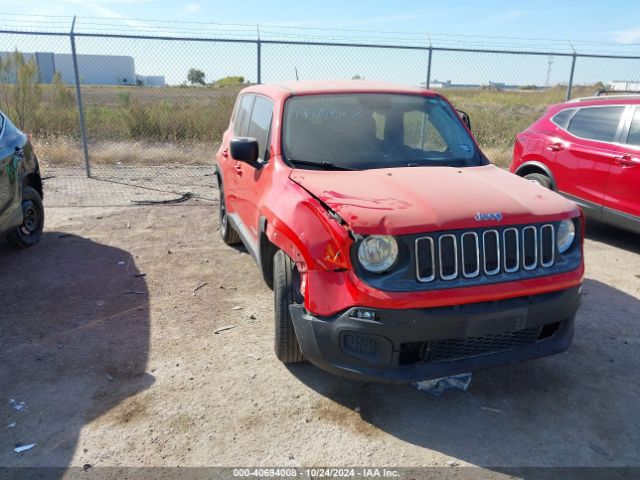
[
  {"x1": 234, "y1": 164, "x2": 243, "y2": 175},
  {"x1": 614, "y1": 155, "x2": 640, "y2": 167},
  {"x1": 546, "y1": 143, "x2": 564, "y2": 152},
  {"x1": 222, "y1": 149, "x2": 229, "y2": 158}
]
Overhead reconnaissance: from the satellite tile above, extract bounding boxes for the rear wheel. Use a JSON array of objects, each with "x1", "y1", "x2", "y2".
[
  {"x1": 524, "y1": 173, "x2": 552, "y2": 189},
  {"x1": 218, "y1": 182, "x2": 241, "y2": 245},
  {"x1": 273, "y1": 250, "x2": 304, "y2": 363},
  {"x1": 8, "y1": 186, "x2": 44, "y2": 249}
]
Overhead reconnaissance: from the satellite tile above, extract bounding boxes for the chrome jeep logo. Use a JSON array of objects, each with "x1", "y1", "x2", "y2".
[{"x1": 475, "y1": 212, "x2": 503, "y2": 221}]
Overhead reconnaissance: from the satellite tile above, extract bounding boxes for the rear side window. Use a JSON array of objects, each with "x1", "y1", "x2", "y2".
[
  {"x1": 551, "y1": 108, "x2": 575, "y2": 129},
  {"x1": 247, "y1": 96, "x2": 273, "y2": 161},
  {"x1": 234, "y1": 95, "x2": 254, "y2": 136},
  {"x1": 626, "y1": 108, "x2": 640, "y2": 146},
  {"x1": 567, "y1": 106, "x2": 624, "y2": 142}
]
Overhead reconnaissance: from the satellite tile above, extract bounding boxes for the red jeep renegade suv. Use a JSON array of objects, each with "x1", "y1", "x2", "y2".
[
  {"x1": 510, "y1": 94, "x2": 640, "y2": 234},
  {"x1": 215, "y1": 81, "x2": 584, "y2": 383}
]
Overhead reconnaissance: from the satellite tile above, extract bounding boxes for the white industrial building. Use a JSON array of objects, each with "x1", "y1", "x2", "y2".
[
  {"x1": 0, "y1": 51, "x2": 165, "y2": 86},
  {"x1": 429, "y1": 79, "x2": 519, "y2": 90},
  {"x1": 607, "y1": 80, "x2": 640, "y2": 92}
]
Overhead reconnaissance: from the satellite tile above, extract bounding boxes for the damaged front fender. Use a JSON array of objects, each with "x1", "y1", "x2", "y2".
[{"x1": 263, "y1": 179, "x2": 355, "y2": 275}]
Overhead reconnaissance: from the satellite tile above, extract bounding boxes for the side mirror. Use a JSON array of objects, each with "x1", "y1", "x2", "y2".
[
  {"x1": 230, "y1": 137, "x2": 259, "y2": 165},
  {"x1": 457, "y1": 110, "x2": 471, "y2": 131}
]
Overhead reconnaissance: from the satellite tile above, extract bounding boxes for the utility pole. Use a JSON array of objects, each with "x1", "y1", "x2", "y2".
[{"x1": 545, "y1": 55, "x2": 554, "y2": 87}]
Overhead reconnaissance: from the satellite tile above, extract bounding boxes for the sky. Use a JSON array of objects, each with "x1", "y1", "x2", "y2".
[
  {"x1": 2, "y1": 0, "x2": 639, "y2": 44},
  {"x1": 1, "y1": 0, "x2": 640, "y2": 86}
]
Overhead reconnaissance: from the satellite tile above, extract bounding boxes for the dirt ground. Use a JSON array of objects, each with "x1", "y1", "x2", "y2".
[{"x1": 1, "y1": 172, "x2": 639, "y2": 477}]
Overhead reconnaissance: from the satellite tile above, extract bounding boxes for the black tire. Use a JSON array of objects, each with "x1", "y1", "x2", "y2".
[
  {"x1": 524, "y1": 173, "x2": 552, "y2": 189},
  {"x1": 218, "y1": 182, "x2": 241, "y2": 245},
  {"x1": 273, "y1": 250, "x2": 304, "y2": 363},
  {"x1": 7, "y1": 186, "x2": 44, "y2": 249}
]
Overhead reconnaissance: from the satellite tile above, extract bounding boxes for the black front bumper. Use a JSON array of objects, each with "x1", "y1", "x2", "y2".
[{"x1": 290, "y1": 286, "x2": 581, "y2": 383}]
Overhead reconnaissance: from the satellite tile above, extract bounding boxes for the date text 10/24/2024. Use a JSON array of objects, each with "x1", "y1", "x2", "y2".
[{"x1": 233, "y1": 468, "x2": 401, "y2": 478}]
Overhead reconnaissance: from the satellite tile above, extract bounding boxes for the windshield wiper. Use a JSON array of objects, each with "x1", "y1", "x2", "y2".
[
  {"x1": 288, "y1": 159, "x2": 356, "y2": 171},
  {"x1": 406, "y1": 159, "x2": 463, "y2": 167}
]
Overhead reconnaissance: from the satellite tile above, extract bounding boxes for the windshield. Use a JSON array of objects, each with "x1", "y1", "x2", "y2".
[{"x1": 282, "y1": 93, "x2": 486, "y2": 170}]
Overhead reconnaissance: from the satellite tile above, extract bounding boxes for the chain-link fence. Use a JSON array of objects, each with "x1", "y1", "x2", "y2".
[{"x1": 2, "y1": 16, "x2": 640, "y2": 202}]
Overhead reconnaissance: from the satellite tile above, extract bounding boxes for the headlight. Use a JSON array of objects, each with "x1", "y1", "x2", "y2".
[
  {"x1": 557, "y1": 219, "x2": 576, "y2": 253},
  {"x1": 357, "y1": 235, "x2": 398, "y2": 273}
]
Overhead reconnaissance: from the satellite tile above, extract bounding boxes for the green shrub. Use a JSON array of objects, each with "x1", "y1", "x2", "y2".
[
  {"x1": 0, "y1": 50, "x2": 41, "y2": 131},
  {"x1": 51, "y1": 72, "x2": 75, "y2": 108},
  {"x1": 214, "y1": 76, "x2": 245, "y2": 88},
  {"x1": 123, "y1": 93, "x2": 235, "y2": 142}
]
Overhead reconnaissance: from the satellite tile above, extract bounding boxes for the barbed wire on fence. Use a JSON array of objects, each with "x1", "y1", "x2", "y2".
[{"x1": 3, "y1": 13, "x2": 640, "y2": 54}]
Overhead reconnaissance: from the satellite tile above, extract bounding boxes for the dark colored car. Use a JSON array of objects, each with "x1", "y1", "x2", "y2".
[
  {"x1": 216, "y1": 81, "x2": 583, "y2": 383},
  {"x1": 510, "y1": 94, "x2": 640, "y2": 234},
  {"x1": 0, "y1": 111, "x2": 44, "y2": 248}
]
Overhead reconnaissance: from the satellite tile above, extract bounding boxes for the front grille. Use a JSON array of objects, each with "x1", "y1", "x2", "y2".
[
  {"x1": 425, "y1": 327, "x2": 541, "y2": 362},
  {"x1": 416, "y1": 223, "x2": 555, "y2": 283},
  {"x1": 398, "y1": 321, "x2": 564, "y2": 365}
]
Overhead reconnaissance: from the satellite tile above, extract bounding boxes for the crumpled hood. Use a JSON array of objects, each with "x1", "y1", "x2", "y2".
[{"x1": 289, "y1": 165, "x2": 579, "y2": 235}]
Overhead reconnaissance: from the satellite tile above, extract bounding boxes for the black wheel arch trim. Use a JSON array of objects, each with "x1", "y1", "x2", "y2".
[
  {"x1": 258, "y1": 215, "x2": 279, "y2": 286},
  {"x1": 214, "y1": 163, "x2": 223, "y2": 186},
  {"x1": 258, "y1": 215, "x2": 269, "y2": 268},
  {"x1": 515, "y1": 161, "x2": 557, "y2": 191},
  {"x1": 22, "y1": 172, "x2": 43, "y2": 200},
  {"x1": 227, "y1": 213, "x2": 278, "y2": 288}
]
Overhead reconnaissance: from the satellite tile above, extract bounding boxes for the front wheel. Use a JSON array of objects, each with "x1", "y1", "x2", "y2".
[
  {"x1": 273, "y1": 250, "x2": 304, "y2": 364},
  {"x1": 524, "y1": 173, "x2": 552, "y2": 189},
  {"x1": 7, "y1": 186, "x2": 44, "y2": 249},
  {"x1": 218, "y1": 183, "x2": 241, "y2": 245}
]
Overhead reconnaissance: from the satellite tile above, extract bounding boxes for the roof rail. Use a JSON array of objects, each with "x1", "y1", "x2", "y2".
[
  {"x1": 596, "y1": 88, "x2": 640, "y2": 96},
  {"x1": 568, "y1": 89, "x2": 640, "y2": 102}
]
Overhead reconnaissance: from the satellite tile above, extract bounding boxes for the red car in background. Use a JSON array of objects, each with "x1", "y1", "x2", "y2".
[{"x1": 510, "y1": 94, "x2": 640, "y2": 234}]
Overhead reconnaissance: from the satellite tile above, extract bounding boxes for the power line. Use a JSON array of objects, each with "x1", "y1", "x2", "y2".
[{"x1": 1, "y1": 12, "x2": 640, "y2": 56}]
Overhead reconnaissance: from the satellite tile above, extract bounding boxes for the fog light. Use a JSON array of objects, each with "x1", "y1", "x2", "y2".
[{"x1": 350, "y1": 308, "x2": 378, "y2": 321}]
